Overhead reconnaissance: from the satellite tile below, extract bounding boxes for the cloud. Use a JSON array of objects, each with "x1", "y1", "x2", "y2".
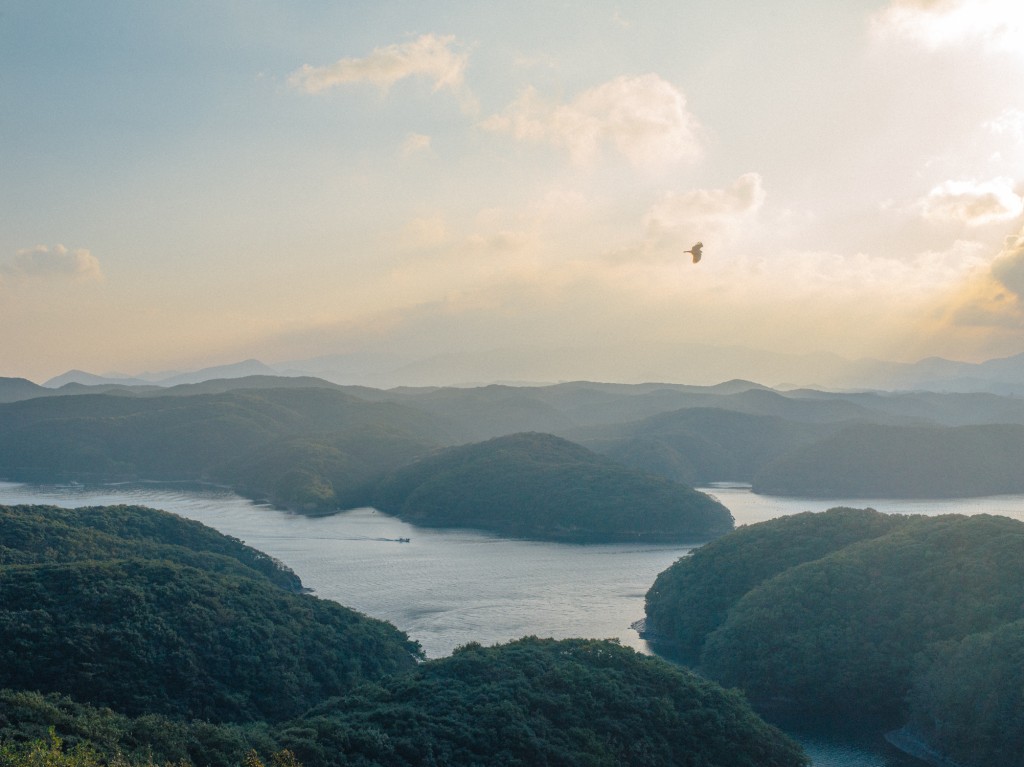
[
  {"x1": 918, "y1": 177, "x2": 1024, "y2": 226},
  {"x1": 401, "y1": 132, "x2": 432, "y2": 156},
  {"x1": 480, "y1": 74, "x2": 702, "y2": 168},
  {"x1": 985, "y1": 108, "x2": 1024, "y2": 141},
  {"x1": 990, "y1": 229, "x2": 1024, "y2": 295},
  {"x1": 643, "y1": 173, "x2": 765, "y2": 246},
  {"x1": 290, "y1": 34, "x2": 469, "y2": 95},
  {"x1": 941, "y1": 226, "x2": 1024, "y2": 329},
  {"x1": 2, "y1": 245, "x2": 103, "y2": 282},
  {"x1": 871, "y1": 0, "x2": 1024, "y2": 53}
]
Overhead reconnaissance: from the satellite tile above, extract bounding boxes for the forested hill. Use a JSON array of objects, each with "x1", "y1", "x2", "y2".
[
  {"x1": 0, "y1": 504, "x2": 421, "y2": 723},
  {"x1": 0, "y1": 504, "x2": 808, "y2": 767},
  {"x1": 752, "y1": 422, "x2": 1024, "y2": 497},
  {"x1": 0, "y1": 387, "x2": 448, "y2": 512},
  {"x1": 8, "y1": 376, "x2": 1024, "y2": 505},
  {"x1": 0, "y1": 639, "x2": 809, "y2": 767},
  {"x1": 373, "y1": 432, "x2": 733, "y2": 542},
  {"x1": 0, "y1": 503, "x2": 302, "y2": 591},
  {"x1": 644, "y1": 508, "x2": 1024, "y2": 767},
  {"x1": 905, "y1": 618, "x2": 1024, "y2": 767},
  {"x1": 644, "y1": 507, "x2": 908, "y2": 658}
]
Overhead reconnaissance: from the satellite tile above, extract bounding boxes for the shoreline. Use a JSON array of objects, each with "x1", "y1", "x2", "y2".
[{"x1": 884, "y1": 727, "x2": 967, "y2": 767}]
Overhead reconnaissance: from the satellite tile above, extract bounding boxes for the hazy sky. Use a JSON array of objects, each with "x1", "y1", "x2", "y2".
[{"x1": 3, "y1": 1, "x2": 1024, "y2": 383}]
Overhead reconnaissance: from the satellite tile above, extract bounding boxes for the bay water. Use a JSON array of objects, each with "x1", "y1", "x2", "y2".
[{"x1": 5, "y1": 479, "x2": 1021, "y2": 766}]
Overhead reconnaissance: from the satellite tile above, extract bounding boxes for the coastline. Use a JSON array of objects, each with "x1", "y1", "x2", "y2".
[{"x1": 884, "y1": 727, "x2": 967, "y2": 767}]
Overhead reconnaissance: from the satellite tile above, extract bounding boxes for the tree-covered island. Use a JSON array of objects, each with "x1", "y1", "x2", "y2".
[{"x1": 372, "y1": 431, "x2": 733, "y2": 542}]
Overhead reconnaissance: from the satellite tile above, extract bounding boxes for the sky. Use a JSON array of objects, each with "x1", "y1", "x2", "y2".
[{"x1": 3, "y1": 0, "x2": 1024, "y2": 385}]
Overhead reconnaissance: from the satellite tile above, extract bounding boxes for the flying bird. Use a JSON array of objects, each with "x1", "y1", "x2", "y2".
[{"x1": 685, "y1": 241, "x2": 703, "y2": 264}]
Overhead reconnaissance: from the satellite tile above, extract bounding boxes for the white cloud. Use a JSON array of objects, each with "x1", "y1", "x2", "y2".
[
  {"x1": 481, "y1": 74, "x2": 702, "y2": 168},
  {"x1": 290, "y1": 34, "x2": 469, "y2": 95},
  {"x1": 942, "y1": 225, "x2": 1024, "y2": 329},
  {"x1": 2, "y1": 245, "x2": 103, "y2": 282},
  {"x1": 985, "y1": 108, "x2": 1024, "y2": 141},
  {"x1": 644, "y1": 173, "x2": 765, "y2": 238},
  {"x1": 990, "y1": 228, "x2": 1024, "y2": 295},
  {"x1": 871, "y1": 0, "x2": 1024, "y2": 54},
  {"x1": 918, "y1": 177, "x2": 1024, "y2": 226}
]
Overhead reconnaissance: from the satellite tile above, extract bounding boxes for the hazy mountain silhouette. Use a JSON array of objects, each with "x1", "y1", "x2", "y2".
[
  {"x1": 0, "y1": 377, "x2": 47, "y2": 403},
  {"x1": 43, "y1": 359, "x2": 280, "y2": 389},
  {"x1": 37, "y1": 347, "x2": 1024, "y2": 393},
  {"x1": 43, "y1": 369, "x2": 153, "y2": 387}
]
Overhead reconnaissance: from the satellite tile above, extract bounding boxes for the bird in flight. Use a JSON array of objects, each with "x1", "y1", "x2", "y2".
[{"x1": 685, "y1": 241, "x2": 703, "y2": 264}]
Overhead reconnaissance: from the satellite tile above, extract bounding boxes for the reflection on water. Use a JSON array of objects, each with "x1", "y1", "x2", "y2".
[{"x1": 5, "y1": 480, "x2": 1011, "y2": 766}]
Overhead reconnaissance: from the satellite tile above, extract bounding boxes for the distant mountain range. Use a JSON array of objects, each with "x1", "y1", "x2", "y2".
[
  {"x1": 30, "y1": 347, "x2": 1024, "y2": 394},
  {"x1": 44, "y1": 358, "x2": 279, "y2": 388}
]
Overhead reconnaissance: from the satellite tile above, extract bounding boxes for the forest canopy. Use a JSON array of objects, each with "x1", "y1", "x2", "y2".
[
  {"x1": 644, "y1": 509, "x2": 1024, "y2": 767},
  {"x1": 0, "y1": 504, "x2": 421, "y2": 723},
  {"x1": 0, "y1": 504, "x2": 808, "y2": 767},
  {"x1": 372, "y1": 431, "x2": 733, "y2": 542}
]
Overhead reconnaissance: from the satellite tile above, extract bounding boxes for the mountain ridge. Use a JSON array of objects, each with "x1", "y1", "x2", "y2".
[{"x1": 33, "y1": 347, "x2": 1024, "y2": 393}]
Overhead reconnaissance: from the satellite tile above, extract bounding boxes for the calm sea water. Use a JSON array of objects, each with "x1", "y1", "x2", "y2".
[{"x1": 6, "y1": 479, "x2": 1019, "y2": 766}]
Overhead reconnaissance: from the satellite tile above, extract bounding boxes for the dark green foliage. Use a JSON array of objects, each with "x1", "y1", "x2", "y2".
[
  {"x1": 0, "y1": 505, "x2": 420, "y2": 723},
  {"x1": 224, "y1": 428, "x2": 434, "y2": 513},
  {"x1": 646, "y1": 510, "x2": 1024, "y2": 764},
  {"x1": 0, "y1": 557, "x2": 420, "y2": 722},
  {"x1": 0, "y1": 504, "x2": 808, "y2": 766},
  {"x1": 696, "y1": 514, "x2": 1024, "y2": 719},
  {"x1": 275, "y1": 637, "x2": 808, "y2": 767},
  {"x1": 0, "y1": 504, "x2": 302, "y2": 592},
  {"x1": 12, "y1": 378, "x2": 1024, "y2": 515},
  {"x1": 905, "y1": 619, "x2": 1024, "y2": 767},
  {"x1": 373, "y1": 432, "x2": 733, "y2": 542},
  {"x1": 0, "y1": 640, "x2": 808, "y2": 767},
  {"x1": 0, "y1": 389, "x2": 445, "y2": 513},
  {"x1": 644, "y1": 508, "x2": 907, "y2": 658},
  {"x1": 587, "y1": 408, "x2": 834, "y2": 485},
  {"x1": 0, "y1": 728, "x2": 104, "y2": 767},
  {"x1": 0, "y1": 688, "x2": 289, "y2": 767},
  {"x1": 754, "y1": 422, "x2": 1024, "y2": 497}
]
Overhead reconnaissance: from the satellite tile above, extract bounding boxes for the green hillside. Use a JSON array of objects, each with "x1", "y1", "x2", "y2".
[
  {"x1": 0, "y1": 504, "x2": 806, "y2": 767},
  {"x1": 0, "y1": 640, "x2": 808, "y2": 767},
  {"x1": 11, "y1": 378, "x2": 1024, "y2": 509},
  {"x1": 0, "y1": 505, "x2": 420, "y2": 723},
  {"x1": 273, "y1": 637, "x2": 807, "y2": 767},
  {"x1": 0, "y1": 388, "x2": 446, "y2": 513},
  {"x1": 373, "y1": 432, "x2": 733, "y2": 542},
  {"x1": 701, "y1": 514, "x2": 1024, "y2": 719},
  {"x1": 644, "y1": 507, "x2": 908, "y2": 658},
  {"x1": 753, "y1": 422, "x2": 1024, "y2": 497},
  {"x1": 582, "y1": 407, "x2": 832, "y2": 485},
  {"x1": 0, "y1": 504, "x2": 301, "y2": 591},
  {"x1": 905, "y1": 619, "x2": 1024, "y2": 767},
  {"x1": 644, "y1": 509, "x2": 1024, "y2": 766}
]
